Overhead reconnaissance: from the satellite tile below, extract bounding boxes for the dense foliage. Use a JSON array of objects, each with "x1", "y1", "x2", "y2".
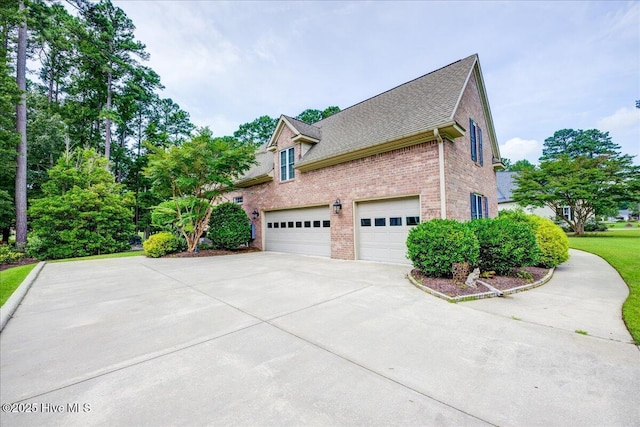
[
  {"x1": 513, "y1": 129, "x2": 640, "y2": 236},
  {"x1": 406, "y1": 219, "x2": 479, "y2": 277},
  {"x1": 28, "y1": 149, "x2": 134, "y2": 259},
  {"x1": 469, "y1": 217, "x2": 540, "y2": 274},
  {"x1": 146, "y1": 128, "x2": 256, "y2": 252},
  {"x1": 2, "y1": 0, "x2": 342, "y2": 257},
  {"x1": 208, "y1": 202, "x2": 251, "y2": 250},
  {"x1": 142, "y1": 231, "x2": 181, "y2": 258},
  {"x1": 499, "y1": 209, "x2": 569, "y2": 268}
]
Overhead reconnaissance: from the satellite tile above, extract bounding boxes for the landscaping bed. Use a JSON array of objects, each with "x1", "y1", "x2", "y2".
[
  {"x1": 410, "y1": 266, "x2": 551, "y2": 298},
  {"x1": 0, "y1": 258, "x2": 39, "y2": 272},
  {"x1": 165, "y1": 247, "x2": 261, "y2": 258}
]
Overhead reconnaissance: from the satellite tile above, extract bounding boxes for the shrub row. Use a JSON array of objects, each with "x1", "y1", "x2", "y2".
[
  {"x1": 406, "y1": 211, "x2": 568, "y2": 277},
  {"x1": 144, "y1": 202, "x2": 251, "y2": 258}
]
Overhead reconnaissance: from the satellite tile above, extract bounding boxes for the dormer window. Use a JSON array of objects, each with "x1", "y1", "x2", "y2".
[{"x1": 280, "y1": 147, "x2": 295, "y2": 181}]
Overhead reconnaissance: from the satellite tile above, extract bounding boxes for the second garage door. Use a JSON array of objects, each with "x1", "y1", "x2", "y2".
[
  {"x1": 356, "y1": 197, "x2": 420, "y2": 264},
  {"x1": 265, "y1": 206, "x2": 331, "y2": 257}
]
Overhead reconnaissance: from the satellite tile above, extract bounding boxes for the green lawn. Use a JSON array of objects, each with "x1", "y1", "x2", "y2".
[
  {"x1": 568, "y1": 229, "x2": 640, "y2": 344},
  {"x1": 0, "y1": 263, "x2": 37, "y2": 307},
  {"x1": 604, "y1": 222, "x2": 640, "y2": 229},
  {"x1": 50, "y1": 250, "x2": 144, "y2": 263}
]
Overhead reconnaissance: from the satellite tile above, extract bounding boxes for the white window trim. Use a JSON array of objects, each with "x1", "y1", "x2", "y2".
[{"x1": 280, "y1": 147, "x2": 295, "y2": 181}]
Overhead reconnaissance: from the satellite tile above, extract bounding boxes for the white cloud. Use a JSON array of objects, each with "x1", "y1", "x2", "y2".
[
  {"x1": 597, "y1": 107, "x2": 640, "y2": 132},
  {"x1": 499, "y1": 138, "x2": 542, "y2": 164}
]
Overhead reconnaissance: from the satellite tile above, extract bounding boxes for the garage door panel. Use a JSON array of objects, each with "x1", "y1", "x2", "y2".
[
  {"x1": 357, "y1": 197, "x2": 419, "y2": 264},
  {"x1": 265, "y1": 207, "x2": 330, "y2": 257}
]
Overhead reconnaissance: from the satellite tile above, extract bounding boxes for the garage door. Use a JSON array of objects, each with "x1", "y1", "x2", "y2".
[
  {"x1": 265, "y1": 206, "x2": 330, "y2": 257},
  {"x1": 356, "y1": 197, "x2": 420, "y2": 264}
]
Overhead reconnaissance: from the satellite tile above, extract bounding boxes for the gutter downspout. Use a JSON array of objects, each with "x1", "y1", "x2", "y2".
[{"x1": 434, "y1": 128, "x2": 447, "y2": 219}]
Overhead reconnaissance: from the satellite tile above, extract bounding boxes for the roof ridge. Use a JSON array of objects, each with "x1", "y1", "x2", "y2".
[{"x1": 313, "y1": 53, "x2": 478, "y2": 126}]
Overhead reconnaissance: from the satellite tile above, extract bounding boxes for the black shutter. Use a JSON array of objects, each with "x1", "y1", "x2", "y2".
[
  {"x1": 483, "y1": 196, "x2": 489, "y2": 218},
  {"x1": 470, "y1": 193, "x2": 477, "y2": 220},
  {"x1": 478, "y1": 126, "x2": 484, "y2": 166},
  {"x1": 469, "y1": 119, "x2": 477, "y2": 162}
]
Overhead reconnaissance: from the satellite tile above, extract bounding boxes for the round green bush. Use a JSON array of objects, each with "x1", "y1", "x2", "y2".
[
  {"x1": 143, "y1": 232, "x2": 181, "y2": 258},
  {"x1": 208, "y1": 202, "x2": 251, "y2": 250},
  {"x1": 527, "y1": 216, "x2": 569, "y2": 268},
  {"x1": 406, "y1": 219, "x2": 479, "y2": 277},
  {"x1": 499, "y1": 209, "x2": 569, "y2": 268},
  {"x1": 470, "y1": 217, "x2": 540, "y2": 275}
]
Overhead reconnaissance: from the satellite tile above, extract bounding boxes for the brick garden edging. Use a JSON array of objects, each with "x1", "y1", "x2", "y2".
[{"x1": 407, "y1": 267, "x2": 555, "y2": 303}]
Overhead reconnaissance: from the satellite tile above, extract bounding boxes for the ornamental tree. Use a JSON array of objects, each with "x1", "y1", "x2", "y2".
[
  {"x1": 145, "y1": 127, "x2": 256, "y2": 252},
  {"x1": 513, "y1": 151, "x2": 639, "y2": 236}
]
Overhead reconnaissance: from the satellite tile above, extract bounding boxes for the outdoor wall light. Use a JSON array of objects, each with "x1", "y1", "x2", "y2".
[
  {"x1": 252, "y1": 209, "x2": 260, "y2": 220},
  {"x1": 332, "y1": 199, "x2": 342, "y2": 215}
]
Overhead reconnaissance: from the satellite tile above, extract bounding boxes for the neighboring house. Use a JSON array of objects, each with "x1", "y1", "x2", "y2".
[
  {"x1": 497, "y1": 171, "x2": 574, "y2": 222},
  {"x1": 228, "y1": 54, "x2": 503, "y2": 264}
]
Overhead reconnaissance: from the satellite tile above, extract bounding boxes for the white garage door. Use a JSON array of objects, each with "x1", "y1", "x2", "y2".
[
  {"x1": 265, "y1": 206, "x2": 331, "y2": 257},
  {"x1": 356, "y1": 197, "x2": 420, "y2": 264}
]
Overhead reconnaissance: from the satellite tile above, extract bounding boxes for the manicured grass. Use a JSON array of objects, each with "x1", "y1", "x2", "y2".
[
  {"x1": 0, "y1": 263, "x2": 37, "y2": 307},
  {"x1": 568, "y1": 229, "x2": 640, "y2": 344},
  {"x1": 50, "y1": 250, "x2": 144, "y2": 263},
  {"x1": 604, "y1": 222, "x2": 640, "y2": 229}
]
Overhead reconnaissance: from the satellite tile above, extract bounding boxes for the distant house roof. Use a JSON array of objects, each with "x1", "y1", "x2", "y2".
[
  {"x1": 244, "y1": 54, "x2": 500, "y2": 181},
  {"x1": 497, "y1": 171, "x2": 518, "y2": 203}
]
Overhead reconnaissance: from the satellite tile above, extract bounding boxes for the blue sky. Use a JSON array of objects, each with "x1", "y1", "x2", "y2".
[{"x1": 113, "y1": 0, "x2": 640, "y2": 164}]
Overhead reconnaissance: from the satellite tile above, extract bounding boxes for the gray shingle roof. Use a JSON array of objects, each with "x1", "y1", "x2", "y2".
[
  {"x1": 496, "y1": 171, "x2": 518, "y2": 203},
  {"x1": 238, "y1": 54, "x2": 487, "y2": 185},
  {"x1": 297, "y1": 54, "x2": 478, "y2": 167},
  {"x1": 281, "y1": 115, "x2": 321, "y2": 141},
  {"x1": 236, "y1": 147, "x2": 273, "y2": 186}
]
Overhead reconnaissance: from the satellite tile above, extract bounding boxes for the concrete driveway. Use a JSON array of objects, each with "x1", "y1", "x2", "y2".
[{"x1": 1, "y1": 250, "x2": 638, "y2": 426}]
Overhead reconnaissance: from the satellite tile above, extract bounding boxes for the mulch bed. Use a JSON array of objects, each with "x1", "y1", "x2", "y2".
[
  {"x1": 411, "y1": 266, "x2": 551, "y2": 297},
  {"x1": 165, "y1": 247, "x2": 261, "y2": 258},
  {"x1": 0, "y1": 258, "x2": 39, "y2": 272}
]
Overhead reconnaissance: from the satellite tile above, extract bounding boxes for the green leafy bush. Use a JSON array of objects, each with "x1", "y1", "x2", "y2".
[
  {"x1": 406, "y1": 219, "x2": 479, "y2": 277},
  {"x1": 143, "y1": 232, "x2": 181, "y2": 258},
  {"x1": 527, "y1": 216, "x2": 569, "y2": 268},
  {"x1": 28, "y1": 149, "x2": 135, "y2": 260},
  {"x1": 0, "y1": 245, "x2": 24, "y2": 264},
  {"x1": 208, "y1": 202, "x2": 251, "y2": 250},
  {"x1": 470, "y1": 217, "x2": 540, "y2": 275},
  {"x1": 499, "y1": 210, "x2": 569, "y2": 268}
]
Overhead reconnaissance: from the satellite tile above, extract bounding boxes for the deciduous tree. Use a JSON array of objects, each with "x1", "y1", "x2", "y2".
[
  {"x1": 514, "y1": 129, "x2": 640, "y2": 235},
  {"x1": 145, "y1": 128, "x2": 256, "y2": 252}
]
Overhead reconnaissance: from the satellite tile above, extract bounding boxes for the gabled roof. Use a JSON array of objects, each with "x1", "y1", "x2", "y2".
[
  {"x1": 496, "y1": 171, "x2": 518, "y2": 203},
  {"x1": 297, "y1": 54, "x2": 479, "y2": 169},
  {"x1": 240, "y1": 54, "x2": 501, "y2": 181},
  {"x1": 267, "y1": 115, "x2": 321, "y2": 149}
]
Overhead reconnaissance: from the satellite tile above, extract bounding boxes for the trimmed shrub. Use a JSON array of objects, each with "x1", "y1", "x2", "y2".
[
  {"x1": 499, "y1": 209, "x2": 569, "y2": 268},
  {"x1": 470, "y1": 217, "x2": 540, "y2": 275},
  {"x1": 406, "y1": 219, "x2": 479, "y2": 277},
  {"x1": 0, "y1": 245, "x2": 24, "y2": 264},
  {"x1": 527, "y1": 216, "x2": 569, "y2": 268},
  {"x1": 143, "y1": 232, "x2": 181, "y2": 258},
  {"x1": 208, "y1": 202, "x2": 251, "y2": 250}
]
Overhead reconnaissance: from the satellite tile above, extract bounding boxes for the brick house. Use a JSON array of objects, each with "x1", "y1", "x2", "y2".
[{"x1": 227, "y1": 54, "x2": 503, "y2": 264}]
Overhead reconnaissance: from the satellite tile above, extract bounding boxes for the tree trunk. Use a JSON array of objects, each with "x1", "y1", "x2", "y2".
[
  {"x1": 14, "y1": 0, "x2": 28, "y2": 249},
  {"x1": 574, "y1": 221, "x2": 585, "y2": 236},
  {"x1": 105, "y1": 70, "x2": 112, "y2": 162}
]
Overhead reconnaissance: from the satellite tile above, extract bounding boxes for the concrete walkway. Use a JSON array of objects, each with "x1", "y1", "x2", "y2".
[{"x1": 1, "y1": 250, "x2": 638, "y2": 426}]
